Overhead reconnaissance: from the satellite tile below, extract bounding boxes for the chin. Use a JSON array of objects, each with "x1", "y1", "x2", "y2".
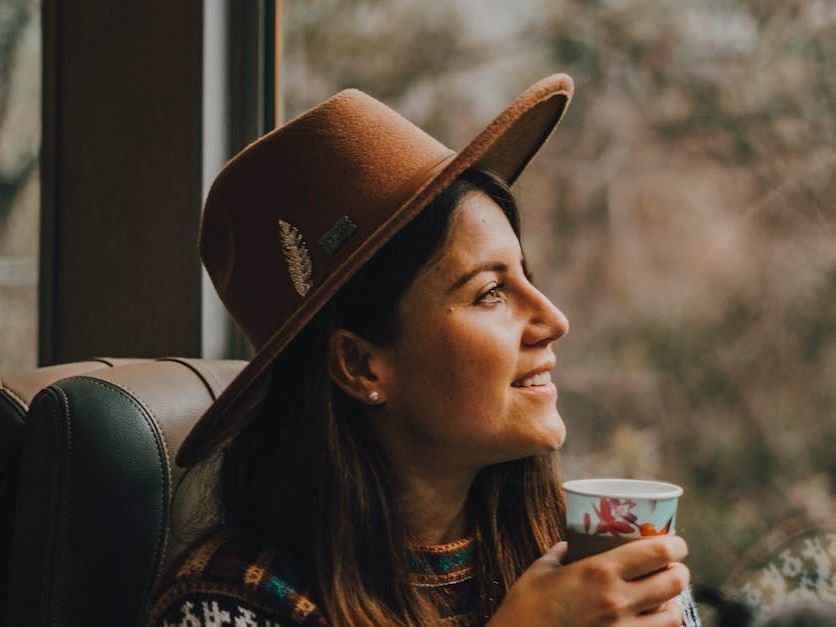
[
  {"x1": 500, "y1": 422, "x2": 566, "y2": 462},
  {"x1": 531, "y1": 435, "x2": 564, "y2": 455},
  {"x1": 534, "y1": 412, "x2": 567, "y2": 452},
  {"x1": 480, "y1": 410, "x2": 567, "y2": 464}
]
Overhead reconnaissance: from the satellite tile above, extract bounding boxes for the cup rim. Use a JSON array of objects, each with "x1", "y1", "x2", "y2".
[{"x1": 563, "y1": 478, "x2": 683, "y2": 500}]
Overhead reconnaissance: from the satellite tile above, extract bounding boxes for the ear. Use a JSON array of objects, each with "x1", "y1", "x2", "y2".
[{"x1": 328, "y1": 329, "x2": 391, "y2": 405}]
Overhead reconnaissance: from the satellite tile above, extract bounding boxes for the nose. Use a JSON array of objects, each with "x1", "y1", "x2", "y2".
[{"x1": 521, "y1": 285, "x2": 569, "y2": 347}]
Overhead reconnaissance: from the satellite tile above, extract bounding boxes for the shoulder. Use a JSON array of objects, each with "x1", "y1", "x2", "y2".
[{"x1": 147, "y1": 527, "x2": 327, "y2": 626}]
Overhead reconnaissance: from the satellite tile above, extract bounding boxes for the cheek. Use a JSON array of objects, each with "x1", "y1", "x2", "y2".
[{"x1": 398, "y1": 320, "x2": 519, "y2": 410}]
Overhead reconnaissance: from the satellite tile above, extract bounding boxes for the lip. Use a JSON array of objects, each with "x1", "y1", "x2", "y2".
[
  {"x1": 512, "y1": 361, "x2": 556, "y2": 384},
  {"x1": 513, "y1": 381, "x2": 558, "y2": 398}
]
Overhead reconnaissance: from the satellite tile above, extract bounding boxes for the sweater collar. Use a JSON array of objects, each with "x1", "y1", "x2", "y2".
[{"x1": 407, "y1": 536, "x2": 476, "y2": 586}]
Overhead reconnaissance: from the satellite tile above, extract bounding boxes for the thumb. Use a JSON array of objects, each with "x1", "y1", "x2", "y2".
[{"x1": 541, "y1": 541, "x2": 568, "y2": 566}]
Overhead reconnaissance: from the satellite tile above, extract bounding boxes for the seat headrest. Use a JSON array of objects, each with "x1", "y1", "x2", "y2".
[{"x1": 4, "y1": 358, "x2": 246, "y2": 626}]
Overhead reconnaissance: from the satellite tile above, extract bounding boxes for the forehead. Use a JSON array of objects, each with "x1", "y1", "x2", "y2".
[{"x1": 426, "y1": 191, "x2": 521, "y2": 277}]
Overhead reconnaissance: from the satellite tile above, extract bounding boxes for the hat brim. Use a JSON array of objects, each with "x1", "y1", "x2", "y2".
[{"x1": 177, "y1": 73, "x2": 574, "y2": 467}]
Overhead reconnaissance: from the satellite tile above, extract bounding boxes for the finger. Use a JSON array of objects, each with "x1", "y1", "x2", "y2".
[
  {"x1": 627, "y1": 563, "x2": 690, "y2": 615},
  {"x1": 540, "y1": 541, "x2": 567, "y2": 566},
  {"x1": 638, "y1": 601, "x2": 668, "y2": 616},
  {"x1": 615, "y1": 536, "x2": 688, "y2": 580},
  {"x1": 551, "y1": 541, "x2": 568, "y2": 564},
  {"x1": 632, "y1": 599, "x2": 682, "y2": 627}
]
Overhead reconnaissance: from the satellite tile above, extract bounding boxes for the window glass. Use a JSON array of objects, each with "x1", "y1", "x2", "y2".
[
  {"x1": 283, "y1": 0, "x2": 836, "y2": 609},
  {"x1": 0, "y1": 0, "x2": 40, "y2": 373}
]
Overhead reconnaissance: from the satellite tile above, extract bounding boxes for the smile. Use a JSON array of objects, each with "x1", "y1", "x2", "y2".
[
  {"x1": 511, "y1": 372, "x2": 557, "y2": 398},
  {"x1": 512, "y1": 371, "x2": 552, "y2": 387}
]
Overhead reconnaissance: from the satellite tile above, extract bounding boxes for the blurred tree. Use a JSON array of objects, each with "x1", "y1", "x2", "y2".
[
  {"x1": 283, "y1": 0, "x2": 836, "y2": 602},
  {"x1": 0, "y1": 0, "x2": 40, "y2": 372}
]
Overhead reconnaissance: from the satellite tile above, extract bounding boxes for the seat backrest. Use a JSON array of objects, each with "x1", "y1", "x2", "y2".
[
  {"x1": 0, "y1": 358, "x2": 148, "y2": 621},
  {"x1": 3, "y1": 357, "x2": 246, "y2": 627},
  {"x1": 0, "y1": 358, "x2": 146, "y2": 485}
]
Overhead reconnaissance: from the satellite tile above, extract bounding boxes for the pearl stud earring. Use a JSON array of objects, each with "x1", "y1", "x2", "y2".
[{"x1": 367, "y1": 391, "x2": 380, "y2": 403}]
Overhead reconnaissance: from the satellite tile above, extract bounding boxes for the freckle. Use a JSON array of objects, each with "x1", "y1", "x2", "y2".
[{"x1": 447, "y1": 307, "x2": 454, "y2": 313}]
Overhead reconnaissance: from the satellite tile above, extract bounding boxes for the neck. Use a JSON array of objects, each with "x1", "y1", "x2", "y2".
[
  {"x1": 395, "y1": 459, "x2": 477, "y2": 547},
  {"x1": 372, "y1": 413, "x2": 480, "y2": 546}
]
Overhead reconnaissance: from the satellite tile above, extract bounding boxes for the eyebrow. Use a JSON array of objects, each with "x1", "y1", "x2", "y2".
[{"x1": 447, "y1": 260, "x2": 518, "y2": 294}]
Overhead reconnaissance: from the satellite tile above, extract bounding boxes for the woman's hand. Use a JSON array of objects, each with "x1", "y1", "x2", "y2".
[{"x1": 487, "y1": 535, "x2": 690, "y2": 627}]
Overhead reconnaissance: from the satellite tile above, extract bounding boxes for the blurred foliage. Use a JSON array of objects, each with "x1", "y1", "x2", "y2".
[
  {"x1": 0, "y1": 0, "x2": 40, "y2": 373},
  {"x1": 284, "y1": 0, "x2": 836, "y2": 598}
]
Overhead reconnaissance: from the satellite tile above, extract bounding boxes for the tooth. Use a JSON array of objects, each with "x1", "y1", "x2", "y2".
[{"x1": 513, "y1": 372, "x2": 554, "y2": 387}]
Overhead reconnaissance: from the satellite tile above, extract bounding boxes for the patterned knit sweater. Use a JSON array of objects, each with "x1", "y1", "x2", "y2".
[
  {"x1": 148, "y1": 527, "x2": 483, "y2": 626},
  {"x1": 148, "y1": 527, "x2": 701, "y2": 626}
]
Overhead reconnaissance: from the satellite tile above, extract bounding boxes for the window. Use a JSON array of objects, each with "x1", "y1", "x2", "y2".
[
  {"x1": 282, "y1": 0, "x2": 836, "y2": 601},
  {"x1": 0, "y1": 1, "x2": 40, "y2": 373}
]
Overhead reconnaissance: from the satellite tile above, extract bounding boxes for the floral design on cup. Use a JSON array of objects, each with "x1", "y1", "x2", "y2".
[
  {"x1": 584, "y1": 497, "x2": 674, "y2": 537},
  {"x1": 565, "y1": 479, "x2": 682, "y2": 540}
]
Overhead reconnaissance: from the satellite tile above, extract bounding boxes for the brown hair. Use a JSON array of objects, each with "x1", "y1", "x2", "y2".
[{"x1": 218, "y1": 168, "x2": 566, "y2": 625}]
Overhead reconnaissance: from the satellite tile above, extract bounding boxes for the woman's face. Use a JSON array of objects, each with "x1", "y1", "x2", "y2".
[{"x1": 376, "y1": 191, "x2": 569, "y2": 471}]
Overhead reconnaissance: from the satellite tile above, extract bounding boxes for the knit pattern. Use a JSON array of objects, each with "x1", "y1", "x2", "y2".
[
  {"x1": 149, "y1": 528, "x2": 700, "y2": 626},
  {"x1": 148, "y1": 529, "x2": 326, "y2": 626},
  {"x1": 409, "y1": 536, "x2": 482, "y2": 625},
  {"x1": 148, "y1": 528, "x2": 483, "y2": 626},
  {"x1": 678, "y1": 587, "x2": 703, "y2": 627}
]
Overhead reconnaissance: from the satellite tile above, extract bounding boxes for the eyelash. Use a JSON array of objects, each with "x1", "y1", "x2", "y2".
[
  {"x1": 477, "y1": 283, "x2": 506, "y2": 304},
  {"x1": 475, "y1": 271, "x2": 534, "y2": 305}
]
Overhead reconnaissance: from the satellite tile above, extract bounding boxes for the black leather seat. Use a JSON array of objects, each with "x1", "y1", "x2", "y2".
[
  {"x1": 0, "y1": 357, "x2": 147, "y2": 622},
  {"x1": 2, "y1": 357, "x2": 245, "y2": 626}
]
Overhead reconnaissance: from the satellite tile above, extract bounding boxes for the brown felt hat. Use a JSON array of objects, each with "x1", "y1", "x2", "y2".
[{"x1": 177, "y1": 73, "x2": 574, "y2": 467}]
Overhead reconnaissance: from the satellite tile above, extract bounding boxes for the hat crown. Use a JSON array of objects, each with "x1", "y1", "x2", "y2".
[{"x1": 200, "y1": 89, "x2": 454, "y2": 348}]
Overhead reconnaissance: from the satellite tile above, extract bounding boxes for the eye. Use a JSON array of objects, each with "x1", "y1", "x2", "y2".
[{"x1": 477, "y1": 283, "x2": 505, "y2": 305}]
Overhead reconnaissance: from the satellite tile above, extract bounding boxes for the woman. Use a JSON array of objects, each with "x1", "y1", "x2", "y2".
[{"x1": 149, "y1": 75, "x2": 698, "y2": 626}]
